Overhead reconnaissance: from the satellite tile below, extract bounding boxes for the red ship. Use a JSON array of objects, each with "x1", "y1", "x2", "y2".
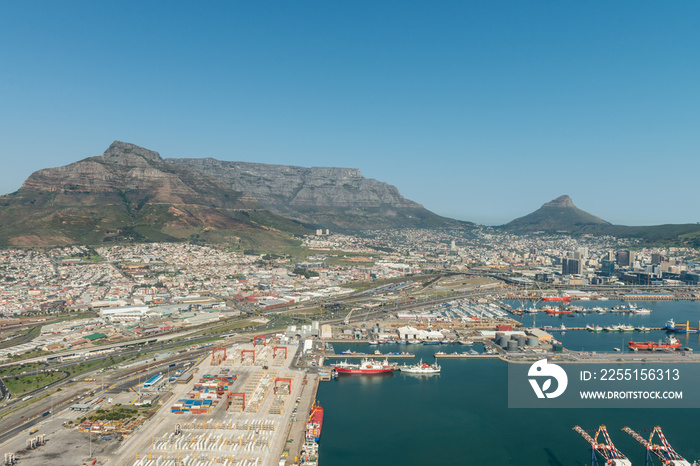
[
  {"x1": 628, "y1": 336, "x2": 682, "y2": 351},
  {"x1": 542, "y1": 295, "x2": 571, "y2": 302},
  {"x1": 545, "y1": 308, "x2": 574, "y2": 315},
  {"x1": 307, "y1": 402, "x2": 323, "y2": 442},
  {"x1": 334, "y1": 358, "x2": 395, "y2": 374}
]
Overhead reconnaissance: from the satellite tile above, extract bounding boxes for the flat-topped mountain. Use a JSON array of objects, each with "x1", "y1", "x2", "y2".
[
  {"x1": 503, "y1": 195, "x2": 610, "y2": 233},
  {"x1": 167, "y1": 158, "x2": 457, "y2": 230},
  {"x1": 0, "y1": 141, "x2": 460, "y2": 247},
  {"x1": 0, "y1": 141, "x2": 309, "y2": 247}
]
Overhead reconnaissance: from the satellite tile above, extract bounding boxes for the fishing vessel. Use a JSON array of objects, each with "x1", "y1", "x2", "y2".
[
  {"x1": 665, "y1": 319, "x2": 700, "y2": 334},
  {"x1": 586, "y1": 324, "x2": 603, "y2": 332},
  {"x1": 334, "y1": 358, "x2": 395, "y2": 374},
  {"x1": 399, "y1": 359, "x2": 441, "y2": 374},
  {"x1": 628, "y1": 336, "x2": 682, "y2": 350}
]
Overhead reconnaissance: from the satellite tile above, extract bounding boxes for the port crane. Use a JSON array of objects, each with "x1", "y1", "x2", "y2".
[
  {"x1": 622, "y1": 426, "x2": 695, "y2": 466},
  {"x1": 574, "y1": 425, "x2": 632, "y2": 466}
]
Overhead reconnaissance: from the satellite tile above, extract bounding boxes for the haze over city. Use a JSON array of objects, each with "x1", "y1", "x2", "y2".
[{"x1": 2, "y1": 1, "x2": 699, "y2": 225}]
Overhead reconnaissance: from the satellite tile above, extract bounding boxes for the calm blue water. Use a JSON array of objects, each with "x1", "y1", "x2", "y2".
[{"x1": 317, "y1": 300, "x2": 700, "y2": 465}]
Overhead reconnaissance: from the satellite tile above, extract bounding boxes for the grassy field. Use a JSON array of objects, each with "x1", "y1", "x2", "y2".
[
  {"x1": 3, "y1": 371, "x2": 67, "y2": 397},
  {"x1": 0, "y1": 363, "x2": 44, "y2": 378}
]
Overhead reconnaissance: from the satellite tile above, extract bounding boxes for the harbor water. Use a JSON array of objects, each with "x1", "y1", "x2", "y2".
[{"x1": 317, "y1": 300, "x2": 700, "y2": 465}]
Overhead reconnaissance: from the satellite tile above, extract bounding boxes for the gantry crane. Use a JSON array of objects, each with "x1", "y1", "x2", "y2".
[
  {"x1": 573, "y1": 425, "x2": 632, "y2": 466},
  {"x1": 622, "y1": 426, "x2": 693, "y2": 466}
]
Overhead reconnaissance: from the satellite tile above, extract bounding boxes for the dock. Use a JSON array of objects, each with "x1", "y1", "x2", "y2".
[
  {"x1": 434, "y1": 353, "x2": 499, "y2": 359},
  {"x1": 325, "y1": 353, "x2": 416, "y2": 359}
]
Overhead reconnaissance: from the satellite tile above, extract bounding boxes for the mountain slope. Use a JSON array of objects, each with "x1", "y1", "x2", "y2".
[
  {"x1": 0, "y1": 142, "x2": 309, "y2": 247},
  {"x1": 167, "y1": 158, "x2": 462, "y2": 230},
  {"x1": 502, "y1": 195, "x2": 610, "y2": 233},
  {"x1": 501, "y1": 195, "x2": 700, "y2": 246}
]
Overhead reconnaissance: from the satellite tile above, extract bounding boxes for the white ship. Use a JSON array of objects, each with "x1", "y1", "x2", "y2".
[{"x1": 399, "y1": 359, "x2": 441, "y2": 374}]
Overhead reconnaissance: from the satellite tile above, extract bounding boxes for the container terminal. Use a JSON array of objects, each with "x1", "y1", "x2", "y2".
[{"x1": 107, "y1": 337, "x2": 317, "y2": 466}]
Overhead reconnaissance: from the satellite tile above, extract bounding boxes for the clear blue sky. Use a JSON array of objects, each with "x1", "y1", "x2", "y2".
[{"x1": 1, "y1": 1, "x2": 699, "y2": 226}]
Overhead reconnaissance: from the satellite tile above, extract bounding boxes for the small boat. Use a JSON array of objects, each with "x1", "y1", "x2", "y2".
[
  {"x1": 632, "y1": 308, "x2": 652, "y2": 314},
  {"x1": 635, "y1": 326, "x2": 650, "y2": 332},
  {"x1": 368, "y1": 340, "x2": 379, "y2": 345}
]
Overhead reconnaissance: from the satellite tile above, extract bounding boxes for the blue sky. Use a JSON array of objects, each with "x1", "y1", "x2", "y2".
[{"x1": 1, "y1": 1, "x2": 699, "y2": 225}]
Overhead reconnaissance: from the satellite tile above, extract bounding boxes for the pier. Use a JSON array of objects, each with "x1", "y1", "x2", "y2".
[
  {"x1": 325, "y1": 352, "x2": 416, "y2": 359},
  {"x1": 434, "y1": 353, "x2": 499, "y2": 359}
]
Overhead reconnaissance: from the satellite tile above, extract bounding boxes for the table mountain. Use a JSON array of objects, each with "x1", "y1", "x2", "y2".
[
  {"x1": 0, "y1": 141, "x2": 309, "y2": 247},
  {"x1": 167, "y1": 158, "x2": 458, "y2": 230}
]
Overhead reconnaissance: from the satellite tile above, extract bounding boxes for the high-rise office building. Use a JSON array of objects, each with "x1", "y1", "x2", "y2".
[
  {"x1": 616, "y1": 250, "x2": 634, "y2": 267},
  {"x1": 562, "y1": 257, "x2": 583, "y2": 275},
  {"x1": 601, "y1": 259, "x2": 615, "y2": 277}
]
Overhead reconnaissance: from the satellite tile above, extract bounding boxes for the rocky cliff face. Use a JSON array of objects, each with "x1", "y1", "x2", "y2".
[
  {"x1": 1, "y1": 142, "x2": 308, "y2": 247},
  {"x1": 167, "y1": 158, "x2": 453, "y2": 229}
]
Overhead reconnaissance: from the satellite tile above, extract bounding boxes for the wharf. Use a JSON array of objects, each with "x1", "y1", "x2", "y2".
[
  {"x1": 541, "y1": 327, "x2": 664, "y2": 331},
  {"x1": 325, "y1": 353, "x2": 416, "y2": 359},
  {"x1": 434, "y1": 353, "x2": 499, "y2": 359}
]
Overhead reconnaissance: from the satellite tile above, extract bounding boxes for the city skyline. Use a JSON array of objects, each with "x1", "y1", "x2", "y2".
[{"x1": 2, "y1": 1, "x2": 699, "y2": 226}]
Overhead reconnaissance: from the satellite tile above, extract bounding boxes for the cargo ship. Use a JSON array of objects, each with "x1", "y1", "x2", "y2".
[
  {"x1": 307, "y1": 402, "x2": 323, "y2": 442},
  {"x1": 665, "y1": 319, "x2": 700, "y2": 334},
  {"x1": 334, "y1": 358, "x2": 395, "y2": 374},
  {"x1": 628, "y1": 335, "x2": 681, "y2": 350}
]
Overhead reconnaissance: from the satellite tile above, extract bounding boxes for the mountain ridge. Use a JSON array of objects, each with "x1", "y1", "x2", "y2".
[
  {"x1": 0, "y1": 142, "x2": 309, "y2": 248},
  {"x1": 0, "y1": 141, "x2": 460, "y2": 247},
  {"x1": 167, "y1": 157, "x2": 459, "y2": 230}
]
